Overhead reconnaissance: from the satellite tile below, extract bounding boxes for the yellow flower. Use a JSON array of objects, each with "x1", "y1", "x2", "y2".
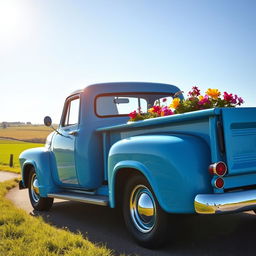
[
  {"x1": 198, "y1": 95, "x2": 204, "y2": 101},
  {"x1": 148, "y1": 108, "x2": 154, "y2": 113},
  {"x1": 169, "y1": 98, "x2": 180, "y2": 109},
  {"x1": 206, "y1": 88, "x2": 221, "y2": 99}
]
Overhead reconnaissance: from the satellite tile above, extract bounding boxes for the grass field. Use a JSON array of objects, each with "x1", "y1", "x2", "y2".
[
  {"x1": 0, "y1": 125, "x2": 52, "y2": 143},
  {"x1": 0, "y1": 129, "x2": 118, "y2": 255},
  {"x1": 0, "y1": 179, "x2": 114, "y2": 256},
  {"x1": 0, "y1": 139, "x2": 43, "y2": 174}
]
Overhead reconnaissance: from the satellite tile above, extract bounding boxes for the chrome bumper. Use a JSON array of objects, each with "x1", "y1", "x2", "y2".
[{"x1": 194, "y1": 189, "x2": 256, "y2": 214}]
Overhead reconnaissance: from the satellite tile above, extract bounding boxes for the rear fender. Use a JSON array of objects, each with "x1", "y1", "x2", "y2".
[{"x1": 108, "y1": 134, "x2": 212, "y2": 213}]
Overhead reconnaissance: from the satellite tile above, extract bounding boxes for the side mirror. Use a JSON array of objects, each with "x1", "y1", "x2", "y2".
[
  {"x1": 43, "y1": 116, "x2": 65, "y2": 137},
  {"x1": 44, "y1": 116, "x2": 52, "y2": 127}
]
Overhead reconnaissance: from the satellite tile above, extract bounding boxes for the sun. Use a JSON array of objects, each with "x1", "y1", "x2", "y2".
[
  {"x1": 0, "y1": 0, "x2": 34, "y2": 51},
  {"x1": 0, "y1": 1, "x2": 21, "y2": 35}
]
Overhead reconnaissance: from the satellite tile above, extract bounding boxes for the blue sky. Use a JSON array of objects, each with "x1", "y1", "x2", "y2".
[{"x1": 0, "y1": 0, "x2": 255, "y2": 123}]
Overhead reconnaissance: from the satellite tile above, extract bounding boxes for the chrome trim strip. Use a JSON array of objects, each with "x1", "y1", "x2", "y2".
[
  {"x1": 194, "y1": 189, "x2": 256, "y2": 214},
  {"x1": 66, "y1": 189, "x2": 96, "y2": 195},
  {"x1": 48, "y1": 193, "x2": 108, "y2": 206}
]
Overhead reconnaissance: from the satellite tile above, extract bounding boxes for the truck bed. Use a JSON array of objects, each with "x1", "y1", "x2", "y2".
[{"x1": 97, "y1": 107, "x2": 256, "y2": 191}]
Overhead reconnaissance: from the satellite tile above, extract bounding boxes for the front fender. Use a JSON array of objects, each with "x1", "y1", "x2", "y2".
[
  {"x1": 108, "y1": 134, "x2": 212, "y2": 213},
  {"x1": 19, "y1": 147, "x2": 58, "y2": 196}
]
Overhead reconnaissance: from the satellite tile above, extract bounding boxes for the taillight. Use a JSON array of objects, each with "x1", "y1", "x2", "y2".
[
  {"x1": 209, "y1": 161, "x2": 227, "y2": 176},
  {"x1": 214, "y1": 177, "x2": 224, "y2": 189}
]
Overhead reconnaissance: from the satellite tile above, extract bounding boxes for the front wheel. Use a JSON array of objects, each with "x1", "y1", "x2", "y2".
[
  {"x1": 123, "y1": 175, "x2": 169, "y2": 248},
  {"x1": 28, "y1": 169, "x2": 53, "y2": 211}
]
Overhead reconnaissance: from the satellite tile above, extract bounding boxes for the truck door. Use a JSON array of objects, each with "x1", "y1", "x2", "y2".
[{"x1": 52, "y1": 94, "x2": 80, "y2": 186}]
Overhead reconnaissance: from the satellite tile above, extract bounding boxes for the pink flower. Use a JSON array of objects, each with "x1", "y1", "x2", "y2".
[
  {"x1": 161, "y1": 106, "x2": 174, "y2": 116},
  {"x1": 129, "y1": 111, "x2": 138, "y2": 119},
  {"x1": 198, "y1": 95, "x2": 210, "y2": 105},
  {"x1": 231, "y1": 94, "x2": 238, "y2": 104},
  {"x1": 237, "y1": 97, "x2": 244, "y2": 105},
  {"x1": 188, "y1": 86, "x2": 201, "y2": 97}
]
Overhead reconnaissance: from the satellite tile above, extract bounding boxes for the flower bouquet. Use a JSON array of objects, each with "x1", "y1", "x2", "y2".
[{"x1": 128, "y1": 86, "x2": 244, "y2": 122}]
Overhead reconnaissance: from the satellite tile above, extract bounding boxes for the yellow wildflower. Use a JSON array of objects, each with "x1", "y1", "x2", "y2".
[
  {"x1": 206, "y1": 88, "x2": 221, "y2": 99},
  {"x1": 198, "y1": 95, "x2": 204, "y2": 101},
  {"x1": 169, "y1": 98, "x2": 180, "y2": 109}
]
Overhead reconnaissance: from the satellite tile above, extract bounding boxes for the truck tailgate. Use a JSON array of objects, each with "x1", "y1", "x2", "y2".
[{"x1": 222, "y1": 108, "x2": 256, "y2": 175}]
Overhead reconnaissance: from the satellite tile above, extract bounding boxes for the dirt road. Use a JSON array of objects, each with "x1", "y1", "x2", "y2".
[{"x1": 0, "y1": 171, "x2": 19, "y2": 182}]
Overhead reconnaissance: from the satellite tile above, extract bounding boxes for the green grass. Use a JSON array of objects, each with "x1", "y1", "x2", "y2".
[
  {"x1": 0, "y1": 179, "x2": 115, "y2": 256},
  {"x1": 0, "y1": 139, "x2": 43, "y2": 174}
]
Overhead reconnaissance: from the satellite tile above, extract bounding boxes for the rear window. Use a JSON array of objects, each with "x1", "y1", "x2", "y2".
[{"x1": 95, "y1": 93, "x2": 174, "y2": 117}]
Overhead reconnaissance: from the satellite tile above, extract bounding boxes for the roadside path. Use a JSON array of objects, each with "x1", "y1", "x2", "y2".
[{"x1": 0, "y1": 171, "x2": 19, "y2": 182}]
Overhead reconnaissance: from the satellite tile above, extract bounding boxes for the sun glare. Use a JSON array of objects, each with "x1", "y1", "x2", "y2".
[{"x1": 0, "y1": 0, "x2": 35, "y2": 51}]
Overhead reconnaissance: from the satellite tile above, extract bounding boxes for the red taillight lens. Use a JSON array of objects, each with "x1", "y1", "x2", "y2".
[
  {"x1": 215, "y1": 162, "x2": 227, "y2": 176},
  {"x1": 215, "y1": 177, "x2": 224, "y2": 189},
  {"x1": 209, "y1": 161, "x2": 227, "y2": 176}
]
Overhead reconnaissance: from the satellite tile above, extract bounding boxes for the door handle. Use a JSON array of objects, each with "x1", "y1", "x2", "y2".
[{"x1": 68, "y1": 130, "x2": 78, "y2": 136}]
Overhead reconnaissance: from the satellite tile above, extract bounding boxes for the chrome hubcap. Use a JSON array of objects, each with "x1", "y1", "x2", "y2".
[
  {"x1": 31, "y1": 173, "x2": 40, "y2": 203},
  {"x1": 130, "y1": 185, "x2": 156, "y2": 233}
]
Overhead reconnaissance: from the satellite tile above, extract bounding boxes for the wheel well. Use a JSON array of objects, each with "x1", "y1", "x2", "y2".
[
  {"x1": 114, "y1": 168, "x2": 145, "y2": 208},
  {"x1": 23, "y1": 164, "x2": 34, "y2": 187}
]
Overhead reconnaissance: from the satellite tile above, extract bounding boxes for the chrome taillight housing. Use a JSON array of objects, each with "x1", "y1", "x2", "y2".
[{"x1": 209, "y1": 161, "x2": 227, "y2": 177}]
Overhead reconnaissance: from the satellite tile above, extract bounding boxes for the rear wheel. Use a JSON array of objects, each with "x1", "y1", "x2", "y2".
[
  {"x1": 123, "y1": 175, "x2": 169, "y2": 248},
  {"x1": 28, "y1": 169, "x2": 53, "y2": 211}
]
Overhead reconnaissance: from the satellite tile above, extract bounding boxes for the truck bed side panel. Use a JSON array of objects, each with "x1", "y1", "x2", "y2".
[{"x1": 108, "y1": 134, "x2": 212, "y2": 213}]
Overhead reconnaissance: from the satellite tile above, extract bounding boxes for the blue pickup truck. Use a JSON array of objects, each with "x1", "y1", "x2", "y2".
[{"x1": 19, "y1": 82, "x2": 256, "y2": 248}]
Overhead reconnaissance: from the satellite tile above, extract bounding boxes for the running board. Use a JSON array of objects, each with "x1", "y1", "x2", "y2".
[{"x1": 48, "y1": 192, "x2": 109, "y2": 206}]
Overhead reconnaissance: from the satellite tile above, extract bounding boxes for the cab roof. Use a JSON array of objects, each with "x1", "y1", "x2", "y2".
[{"x1": 70, "y1": 82, "x2": 181, "y2": 97}]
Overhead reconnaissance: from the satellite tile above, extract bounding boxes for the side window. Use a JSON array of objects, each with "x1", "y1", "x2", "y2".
[{"x1": 63, "y1": 97, "x2": 80, "y2": 126}]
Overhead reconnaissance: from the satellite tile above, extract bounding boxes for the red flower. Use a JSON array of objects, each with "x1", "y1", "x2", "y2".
[
  {"x1": 153, "y1": 106, "x2": 161, "y2": 112},
  {"x1": 129, "y1": 111, "x2": 138, "y2": 119},
  {"x1": 223, "y1": 92, "x2": 234, "y2": 102},
  {"x1": 148, "y1": 105, "x2": 162, "y2": 115}
]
